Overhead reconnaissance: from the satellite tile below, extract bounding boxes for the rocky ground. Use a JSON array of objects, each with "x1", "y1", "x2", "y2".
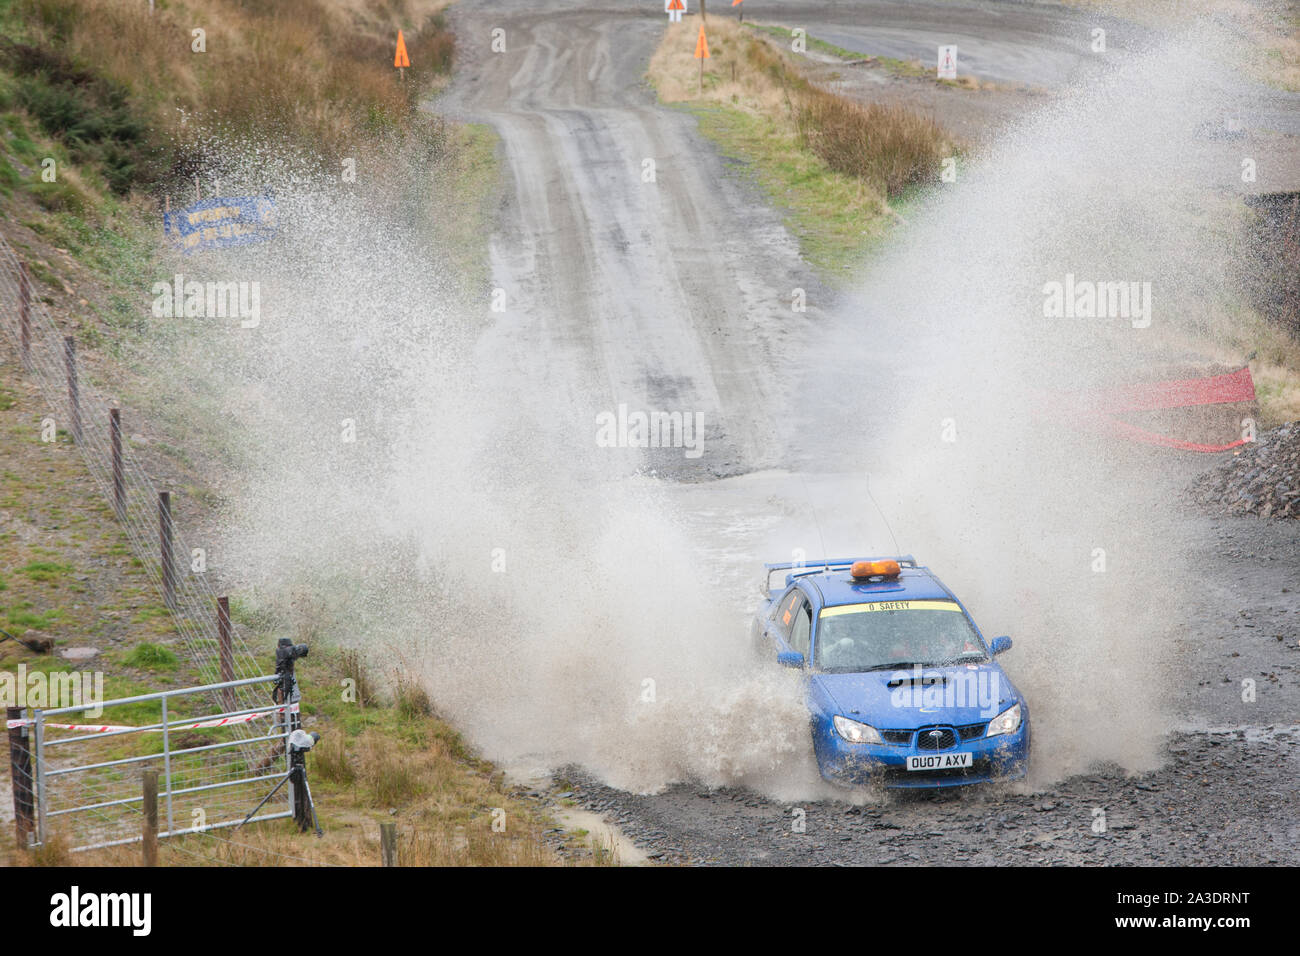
[
  {"x1": 1192, "y1": 423, "x2": 1300, "y2": 519},
  {"x1": 437, "y1": 0, "x2": 1300, "y2": 866},
  {"x1": 559, "y1": 724, "x2": 1300, "y2": 865}
]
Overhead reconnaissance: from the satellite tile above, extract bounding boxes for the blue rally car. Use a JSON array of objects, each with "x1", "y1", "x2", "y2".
[{"x1": 753, "y1": 557, "x2": 1030, "y2": 789}]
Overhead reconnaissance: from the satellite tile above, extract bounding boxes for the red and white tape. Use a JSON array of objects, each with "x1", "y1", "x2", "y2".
[
  {"x1": 5, "y1": 702, "x2": 298, "y2": 732},
  {"x1": 1036, "y1": 366, "x2": 1258, "y2": 453}
]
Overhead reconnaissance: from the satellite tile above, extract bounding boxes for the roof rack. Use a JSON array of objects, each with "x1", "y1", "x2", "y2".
[
  {"x1": 764, "y1": 556, "x2": 918, "y2": 573},
  {"x1": 763, "y1": 556, "x2": 919, "y2": 594}
]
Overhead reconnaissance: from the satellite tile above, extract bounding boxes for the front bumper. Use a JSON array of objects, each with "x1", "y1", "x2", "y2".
[{"x1": 814, "y1": 717, "x2": 1030, "y2": 789}]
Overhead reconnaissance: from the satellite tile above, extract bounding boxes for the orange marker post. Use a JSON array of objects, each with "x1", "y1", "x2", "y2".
[
  {"x1": 394, "y1": 29, "x2": 410, "y2": 81},
  {"x1": 733, "y1": 0, "x2": 743, "y2": 23},
  {"x1": 695, "y1": 23, "x2": 710, "y2": 93}
]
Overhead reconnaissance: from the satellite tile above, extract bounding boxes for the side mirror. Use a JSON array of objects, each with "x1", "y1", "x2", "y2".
[
  {"x1": 777, "y1": 650, "x2": 806, "y2": 669},
  {"x1": 990, "y1": 636, "x2": 1013, "y2": 655}
]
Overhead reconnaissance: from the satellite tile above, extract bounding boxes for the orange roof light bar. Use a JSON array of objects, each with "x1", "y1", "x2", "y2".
[{"x1": 850, "y1": 560, "x2": 901, "y2": 579}]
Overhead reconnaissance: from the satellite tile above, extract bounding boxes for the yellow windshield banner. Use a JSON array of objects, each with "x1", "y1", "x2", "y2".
[{"x1": 820, "y1": 600, "x2": 962, "y2": 617}]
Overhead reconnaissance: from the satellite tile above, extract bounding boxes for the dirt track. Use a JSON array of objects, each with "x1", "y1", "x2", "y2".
[
  {"x1": 438, "y1": 0, "x2": 1300, "y2": 865},
  {"x1": 440, "y1": 1, "x2": 828, "y2": 477}
]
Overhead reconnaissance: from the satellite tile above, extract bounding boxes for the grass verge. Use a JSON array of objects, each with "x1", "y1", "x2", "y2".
[
  {"x1": 648, "y1": 15, "x2": 954, "y2": 279},
  {"x1": 0, "y1": 0, "x2": 594, "y2": 868}
]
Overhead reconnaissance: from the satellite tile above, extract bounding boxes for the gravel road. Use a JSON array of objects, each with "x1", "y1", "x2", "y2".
[
  {"x1": 438, "y1": 0, "x2": 1300, "y2": 865},
  {"x1": 440, "y1": 0, "x2": 830, "y2": 477}
]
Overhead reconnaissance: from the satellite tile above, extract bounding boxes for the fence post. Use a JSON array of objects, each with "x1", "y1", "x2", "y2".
[
  {"x1": 159, "y1": 491, "x2": 175, "y2": 610},
  {"x1": 63, "y1": 336, "x2": 81, "y2": 444},
  {"x1": 18, "y1": 261, "x2": 31, "y2": 371},
  {"x1": 217, "y1": 597, "x2": 234, "y2": 710},
  {"x1": 142, "y1": 770, "x2": 158, "y2": 866},
  {"x1": 7, "y1": 707, "x2": 34, "y2": 850},
  {"x1": 380, "y1": 822, "x2": 397, "y2": 866},
  {"x1": 110, "y1": 408, "x2": 124, "y2": 519}
]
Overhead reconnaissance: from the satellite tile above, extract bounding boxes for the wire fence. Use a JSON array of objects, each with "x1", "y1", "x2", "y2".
[
  {"x1": 0, "y1": 229, "x2": 278, "y2": 850},
  {"x1": 0, "y1": 231, "x2": 263, "y2": 704}
]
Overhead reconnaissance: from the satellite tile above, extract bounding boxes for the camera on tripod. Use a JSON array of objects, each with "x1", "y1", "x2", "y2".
[
  {"x1": 242, "y1": 638, "x2": 322, "y2": 836},
  {"x1": 273, "y1": 637, "x2": 309, "y2": 705}
]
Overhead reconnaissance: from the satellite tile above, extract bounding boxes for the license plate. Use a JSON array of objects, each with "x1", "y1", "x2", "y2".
[{"x1": 907, "y1": 752, "x2": 973, "y2": 771}]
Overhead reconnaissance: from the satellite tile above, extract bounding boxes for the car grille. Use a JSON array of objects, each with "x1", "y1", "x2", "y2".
[
  {"x1": 916, "y1": 727, "x2": 957, "y2": 750},
  {"x1": 957, "y1": 722, "x2": 986, "y2": 741},
  {"x1": 880, "y1": 730, "x2": 913, "y2": 745},
  {"x1": 879, "y1": 758, "x2": 992, "y2": 785}
]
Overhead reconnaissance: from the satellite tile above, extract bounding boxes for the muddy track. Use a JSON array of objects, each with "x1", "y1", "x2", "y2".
[
  {"x1": 562, "y1": 510, "x2": 1300, "y2": 866},
  {"x1": 438, "y1": 0, "x2": 1300, "y2": 864},
  {"x1": 440, "y1": 1, "x2": 832, "y2": 477},
  {"x1": 565, "y1": 728, "x2": 1300, "y2": 865}
]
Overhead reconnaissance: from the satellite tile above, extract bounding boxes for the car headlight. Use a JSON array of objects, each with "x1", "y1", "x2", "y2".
[
  {"x1": 833, "y1": 715, "x2": 883, "y2": 745},
  {"x1": 986, "y1": 703, "x2": 1022, "y2": 738}
]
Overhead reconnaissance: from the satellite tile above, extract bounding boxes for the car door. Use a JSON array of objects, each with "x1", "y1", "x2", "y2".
[
  {"x1": 764, "y1": 586, "x2": 801, "y2": 647},
  {"x1": 788, "y1": 598, "x2": 812, "y2": 664},
  {"x1": 766, "y1": 586, "x2": 811, "y2": 663}
]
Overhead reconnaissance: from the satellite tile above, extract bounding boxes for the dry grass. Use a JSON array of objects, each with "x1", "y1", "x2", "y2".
[
  {"x1": 651, "y1": 16, "x2": 950, "y2": 198},
  {"x1": 397, "y1": 825, "x2": 556, "y2": 865},
  {"x1": 647, "y1": 16, "x2": 947, "y2": 274},
  {"x1": 312, "y1": 731, "x2": 355, "y2": 785},
  {"x1": 794, "y1": 86, "x2": 948, "y2": 197},
  {"x1": 47, "y1": 821, "x2": 564, "y2": 867},
  {"x1": 357, "y1": 727, "x2": 438, "y2": 805},
  {"x1": 14, "y1": 0, "x2": 457, "y2": 175},
  {"x1": 339, "y1": 647, "x2": 377, "y2": 707},
  {"x1": 650, "y1": 16, "x2": 801, "y2": 114},
  {"x1": 16, "y1": 713, "x2": 591, "y2": 867},
  {"x1": 395, "y1": 676, "x2": 433, "y2": 719}
]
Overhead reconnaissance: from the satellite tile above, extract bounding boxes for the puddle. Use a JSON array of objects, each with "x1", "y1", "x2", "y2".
[{"x1": 503, "y1": 761, "x2": 652, "y2": 866}]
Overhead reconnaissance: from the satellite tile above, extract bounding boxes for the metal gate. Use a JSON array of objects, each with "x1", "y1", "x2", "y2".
[{"x1": 19, "y1": 674, "x2": 297, "y2": 852}]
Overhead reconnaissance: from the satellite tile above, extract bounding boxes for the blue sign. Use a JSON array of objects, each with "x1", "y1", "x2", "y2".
[{"x1": 164, "y1": 196, "x2": 277, "y2": 253}]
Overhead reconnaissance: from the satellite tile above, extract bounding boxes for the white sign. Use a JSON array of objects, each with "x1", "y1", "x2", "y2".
[
  {"x1": 938, "y1": 44, "x2": 957, "y2": 79},
  {"x1": 665, "y1": 0, "x2": 687, "y2": 23}
]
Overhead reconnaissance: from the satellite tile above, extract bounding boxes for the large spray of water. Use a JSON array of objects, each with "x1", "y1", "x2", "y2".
[
  {"x1": 176, "y1": 14, "x2": 1272, "y2": 796},
  {"x1": 799, "y1": 21, "x2": 1267, "y2": 782}
]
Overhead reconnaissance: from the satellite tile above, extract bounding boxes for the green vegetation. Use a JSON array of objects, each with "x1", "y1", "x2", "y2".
[
  {"x1": 121, "y1": 642, "x2": 178, "y2": 670},
  {"x1": 746, "y1": 22, "x2": 930, "y2": 78},
  {"x1": 0, "y1": 0, "x2": 594, "y2": 869},
  {"x1": 16, "y1": 560, "x2": 72, "y2": 583},
  {"x1": 1, "y1": 0, "x2": 457, "y2": 189},
  {"x1": 650, "y1": 16, "x2": 952, "y2": 279},
  {"x1": 2, "y1": 40, "x2": 147, "y2": 195},
  {"x1": 684, "y1": 103, "x2": 895, "y2": 277},
  {"x1": 5, "y1": 605, "x2": 60, "y2": 630}
]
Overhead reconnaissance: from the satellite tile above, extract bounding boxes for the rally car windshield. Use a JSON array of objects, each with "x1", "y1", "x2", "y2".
[{"x1": 815, "y1": 600, "x2": 987, "y2": 672}]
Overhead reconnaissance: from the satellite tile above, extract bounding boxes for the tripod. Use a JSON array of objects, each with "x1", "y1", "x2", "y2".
[
  {"x1": 240, "y1": 726, "x2": 322, "y2": 836},
  {"x1": 241, "y1": 646, "x2": 321, "y2": 835}
]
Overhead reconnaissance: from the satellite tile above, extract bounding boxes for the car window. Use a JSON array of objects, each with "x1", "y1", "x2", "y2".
[
  {"x1": 789, "y1": 600, "x2": 812, "y2": 658},
  {"x1": 773, "y1": 588, "x2": 803, "y2": 639},
  {"x1": 815, "y1": 600, "x2": 985, "y2": 671}
]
